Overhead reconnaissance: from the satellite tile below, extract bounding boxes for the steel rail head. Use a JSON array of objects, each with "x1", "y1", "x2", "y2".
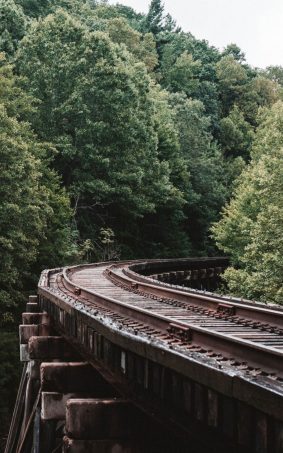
[
  {"x1": 110, "y1": 262, "x2": 283, "y2": 321},
  {"x1": 39, "y1": 260, "x2": 283, "y2": 379}
]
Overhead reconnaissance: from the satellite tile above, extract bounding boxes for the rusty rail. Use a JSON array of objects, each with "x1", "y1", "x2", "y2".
[{"x1": 54, "y1": 260, "x2": 283, "y2": 377}]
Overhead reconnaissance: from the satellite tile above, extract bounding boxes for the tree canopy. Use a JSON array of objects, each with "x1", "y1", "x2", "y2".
[
  {"x1": 212, "y1": 101, "x2": 283, "y2": 303},
  {"x1": 0, "y1": 61, "x2": 73, "y2": 317},
  {"x1": 0, "y1": 0, "x2": 280, "y2": 307},
  {"x1": 0, "y1": 0, "x2": 26, "y2": 56},
  {"x1": 0, "y1": 0, "x2": 279, "y2": 281}
]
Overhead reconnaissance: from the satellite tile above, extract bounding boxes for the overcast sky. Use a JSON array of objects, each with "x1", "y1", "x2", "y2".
[{"x1": 108, "y1": 0, "x2": 283, "y2": 68}]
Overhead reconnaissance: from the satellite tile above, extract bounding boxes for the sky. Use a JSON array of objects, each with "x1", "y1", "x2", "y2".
[{"x1": 108, "y1": 0, "x2": 283, "y2": 68}]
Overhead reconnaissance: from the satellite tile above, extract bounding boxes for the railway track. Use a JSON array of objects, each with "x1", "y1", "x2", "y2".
[{"x1": 40, "y1": 259, "x2": 283, "y2": 380}]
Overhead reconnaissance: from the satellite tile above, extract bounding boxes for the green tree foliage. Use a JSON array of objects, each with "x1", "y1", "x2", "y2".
[
  {"x1": 7, "y1": 0, "x2": 282, "y2": 283},
  {"x1": 216, "y1": 55, "x2": 248, "y2": 115},
  {"x1": 103, "y1": 17, "x2": 158, "y2": 72},
  {"x1": 263, "y1": 65, "x2": 283, "y2": 86},
  {"x1": 15, "y1": 0, "x2": 95, "y2": 18},
  {"x1": 135, "y1": 86, "x2": 190, "y2": 257},
  {"x1": 89, "y1": 3, "x2": 139, "y2": 23},
  {"x1": 0, "y1": 61, "x2": 73, "y2": 316},
  {"x1": 15, "y1": 0, "x2": 48, "y2": 17},
  {"x1": 220, "y1": 105, "x2": 254, "y2": 160},
  {"x1": 212, "y1": 101, "x2": 283, "y2": 303},
  {"x1": 17, "y1": 10, "x2": 187, "y2": 256},
  {"x1": 159, "y1": 32, "x2": 220, "y2": 127},
  {"x1": 162, "y1": 51, "x2": 201, "y2": 96},
  {"x1": 111, "y1": 4, "x2": 144, "y2": 30},
  {"x1": 216, "y1": 53, "x2": 280, "y2": 125},
  {"x1": 141, "y1": 0, "x2": 179, "y2": 59},
  {"x1": 0, "y1": 102, "x2": 45, "y2": 311},
  {"x1": 0, "y1": 0, "x2": 26, "y2": 56},
  {"x1": 238, "y1": 76, "x2": 280, "y2": 124},
  {"x1": 143, "y1": 0, "x2": 165, "y2": 35},
  {"x1": 170, "y1": 93, "x2": 227, "y2": 252},
  {"x1": 216, "y1": 54, "x2": 280, "y2": 160},
  {"x1": 222, "y1": 43, "x2": 246, "y2": 63}
]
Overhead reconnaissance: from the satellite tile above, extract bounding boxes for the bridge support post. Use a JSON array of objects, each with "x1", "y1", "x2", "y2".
[
  {"x1": 26, "y1": 294, "x2": 39, "y2": 313},
  {"x1": 20, "y1": 309, "x2": 51, "y2": 362},
  {"x1": 38, "y1": 363, "x2": 119, "y2": 452},
  {"x1": 64, "y1": 399, "x2": 136, "y2": 452},
  {"x1": 40, "y1": 419, "x2": 57, "y2": 453},
  {"x1": 18, "y1": 302, "x2": 50, "y2": 447}
]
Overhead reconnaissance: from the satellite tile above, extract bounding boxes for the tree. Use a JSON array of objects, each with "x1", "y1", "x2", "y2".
[
  {"x1": 162, "y1": 51, "x2": 201, "y2": 96},
  {"x1": 238, "y1": 76, "x2": 280, "y2": 125},
  {"x1": 0, "y1": 102, "x2": 43, "y2": 309},
  {"x1": 212, "y1": 101, "x2": 283, "y2": 303},
  {"x1": 143, "y1": 0, "x2": 165, "y2": 36},
  {"x1": 135, "y1": 86, "x2": 190, "y2": 258},
  {"x1": 158, "y1": 31, "x2": 221, "y2": 127},
  {"x1": 216, "y1": 55, "x2": 248, "y2": 116},
  {"x1": 0, "y1": 60, "x2": 73, "y2": 316},
  {"x1": 219, "y1": 105, "x2": 254, "y2": 160},
  {"x1": 104, "y1": 17, "x2": 158, "y2": 72},
  {"x1": 15, "y1": 0, "x2": 96, "y2": 18},
  {"x1": 17, "y1": 10, "x2": 184, "y2": 256},
  {"x1": 170, "y1": 93, "x2": 227, "y2": 253},
  {"x1": 0, "y1": 0, "x2": 26, "y2": 56},
  {"x1": 263, "y1": 65, "x2": 283, "y2": 86},
  {"x1": 222, "y1": 43, "x2": 246, "y2": 63},
  {"x1": 93, "y1": 3, "x2": 144, "y2": 32}
]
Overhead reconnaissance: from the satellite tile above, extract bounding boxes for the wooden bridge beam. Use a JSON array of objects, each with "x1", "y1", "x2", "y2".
[
  {"x1": 28, "y1": 336, "x2": 78, "y2": 361},
  {"x1": 65, "y1": 399, "x2": 133, "y2": 440}
]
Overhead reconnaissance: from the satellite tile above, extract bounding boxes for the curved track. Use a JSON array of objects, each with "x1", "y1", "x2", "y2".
[{"x1": 41, "y1": 259, "x2": 283, "y2": 379}]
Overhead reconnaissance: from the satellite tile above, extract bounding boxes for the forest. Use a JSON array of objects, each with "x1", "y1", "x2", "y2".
[{"x1": 0, "y1": 0, "x2": 282, "y2": 445}]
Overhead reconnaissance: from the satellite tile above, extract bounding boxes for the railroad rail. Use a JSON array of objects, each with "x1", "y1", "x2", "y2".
[{"x1": 7, "y1": 257, "x2": 283, "y2": 453}]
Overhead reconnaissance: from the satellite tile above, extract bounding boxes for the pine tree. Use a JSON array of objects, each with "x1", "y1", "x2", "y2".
[{"x1": 143, "y1": 0, "x2": 165, "y2": 35}]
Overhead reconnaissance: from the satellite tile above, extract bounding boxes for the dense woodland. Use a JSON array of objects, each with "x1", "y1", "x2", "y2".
[{"x1": 0, "y1": 0, "x2": 283, "y2": 443}]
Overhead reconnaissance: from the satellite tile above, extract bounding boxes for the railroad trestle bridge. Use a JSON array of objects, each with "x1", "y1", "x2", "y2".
[{"x1": 6, "y1": 257, "x2": 283, "y2": 453}]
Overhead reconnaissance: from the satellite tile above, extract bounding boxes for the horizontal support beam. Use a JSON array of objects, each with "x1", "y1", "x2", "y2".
[
  {"x1": 28, "y1": 336, "x2": 77, "y2": 360},
  {"x1": 29, "y1": 295, "x2": 38, "y2": 303},
  {"x1": 41, "y1": 362, "x2": 115, "y2": 395},
  {"x1": 22, "y1": 312, "x2": 50, "y2": 325},
  {"x1": 26, "y1": 302, "x2": 39, "y2": 313}
]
